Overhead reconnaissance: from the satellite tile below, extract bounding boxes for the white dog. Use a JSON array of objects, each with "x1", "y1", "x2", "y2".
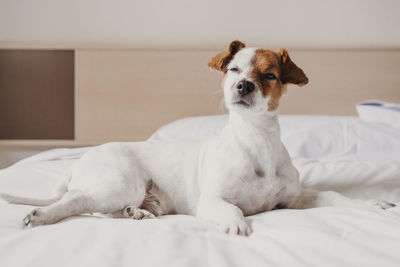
[{"x1": 1, "y1": 40, "x2": 395, "y2": 235}]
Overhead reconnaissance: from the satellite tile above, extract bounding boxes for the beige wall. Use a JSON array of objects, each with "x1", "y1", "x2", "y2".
[{"x1": 0, "y1": 0, "x2": 400, "y2": 49}]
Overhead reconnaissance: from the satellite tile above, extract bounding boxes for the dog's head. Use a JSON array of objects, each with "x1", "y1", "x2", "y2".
[{"x1": 208, "y1": 40, "x2": 308, "y2": 114}]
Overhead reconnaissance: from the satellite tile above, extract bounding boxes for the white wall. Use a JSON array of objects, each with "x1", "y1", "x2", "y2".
[{"x1": 0, "y1": 0, "x2": 399, "y2": 49}]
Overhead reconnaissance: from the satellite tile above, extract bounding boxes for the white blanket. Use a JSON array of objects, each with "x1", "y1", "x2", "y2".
[{"x1": 1, "y1": 148, "x2": 400, "y2": 267}]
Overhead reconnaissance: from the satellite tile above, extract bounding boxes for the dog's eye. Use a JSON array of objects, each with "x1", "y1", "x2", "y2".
[
  {"x1": 229, "y1": 67, "x2": 239, "y2": 73},
  {"x1": 263, "y1": 73, "x2": 277, "y2": 80}
]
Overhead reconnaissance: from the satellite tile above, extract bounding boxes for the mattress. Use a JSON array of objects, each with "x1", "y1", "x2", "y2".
[{"x1": 1, "y1": 114, "x2": 400, "y2": 267}]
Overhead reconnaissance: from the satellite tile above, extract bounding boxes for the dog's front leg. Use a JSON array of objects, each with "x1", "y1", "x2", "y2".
[{"x1": 196, "y1": 195, "x2": 251, "y2": 236}]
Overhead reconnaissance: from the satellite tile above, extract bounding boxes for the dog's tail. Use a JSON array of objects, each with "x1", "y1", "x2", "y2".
[{"x1": 0, "y1": 173, "x2": 70, "y2": 206}]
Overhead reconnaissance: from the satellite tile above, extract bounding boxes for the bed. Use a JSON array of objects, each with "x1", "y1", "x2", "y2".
[{"x1": 1, "y1": 106, "x2": 400, "y2": 267}]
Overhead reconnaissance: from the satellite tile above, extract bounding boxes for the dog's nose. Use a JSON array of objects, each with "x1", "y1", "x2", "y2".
[{"x1": 236, "y1": 80, "x2": 255, "y2": 96}]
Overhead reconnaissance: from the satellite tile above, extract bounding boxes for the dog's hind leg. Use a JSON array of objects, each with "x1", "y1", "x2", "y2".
[
  {"x1": 23, "y1": 190, "x2": 90, "y2": 227},
  {"x1": 121, "y1": 206, "x2": 156, "y2": 220},
  {"x1": 109, "y1": 187, "x2": 162, "y2": 220},
  {"x1": 22, "y1": 188, "x2": 146, "y2": 228}
]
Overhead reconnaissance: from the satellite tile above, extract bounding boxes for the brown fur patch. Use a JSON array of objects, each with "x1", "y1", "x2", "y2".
[
  {"x1": 277, "y1": 48, "x2": 308, "y2": 86},
  {"x1": 252, "y1": 49, "x2": 284, "y2": 111},
  {"x1": 251, "y1": 48, "x2": 308, "y2": 111},
  {"x1": 208, "y1": 40, "x2": 246, "y2": 72}
]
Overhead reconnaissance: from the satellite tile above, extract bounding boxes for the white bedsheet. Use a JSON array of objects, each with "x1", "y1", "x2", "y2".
[{"x1": 1, "y1": 148, "x2": 400, "y2": 267}]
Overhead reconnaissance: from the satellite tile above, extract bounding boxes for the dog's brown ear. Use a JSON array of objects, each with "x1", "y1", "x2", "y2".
[
  {"x1": 208, "y1": 40, "x2": 246, "y2": 72},
  {"x1": 277, "y1": 48, "x2": 308, "y2": 86}
]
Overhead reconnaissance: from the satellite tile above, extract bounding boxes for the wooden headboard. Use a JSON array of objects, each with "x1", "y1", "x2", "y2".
[
  {"x1": 1, "y1": 48, "x2": 399, "y2": 168},
  {"x1": 75, "y1": 49, "x2": 400, "y2": 143}
]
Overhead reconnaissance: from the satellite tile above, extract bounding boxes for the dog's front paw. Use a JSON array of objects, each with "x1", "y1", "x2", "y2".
[
  {"x1": 364, "y1": 199, "x2": 396, "y2": 210},
  {"x1": 375, "y1": 200, "x2": 396, "y2": 210},
  {"x1": 23, "y1": 209, "x2": 44, "y2": 228},
  {"x1": 217, "y1": 219, "x2": 251, "y2": 236}
]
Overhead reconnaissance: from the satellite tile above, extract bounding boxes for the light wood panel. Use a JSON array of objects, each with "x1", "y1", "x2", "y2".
[
  {"x1": 280, "y1": 50, "x2": 400, "y2": 115},
  {"x1": 76, "y1": 49, "x2": 400, "y2": 143},
  {"x1": 76, "y1": 50, "x2": 224, "y2": 142}
]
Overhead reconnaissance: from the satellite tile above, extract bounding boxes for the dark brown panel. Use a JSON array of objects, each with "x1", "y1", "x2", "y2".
[{"x1": 0, "y1": 50, "x2": 74, "y2": 139}]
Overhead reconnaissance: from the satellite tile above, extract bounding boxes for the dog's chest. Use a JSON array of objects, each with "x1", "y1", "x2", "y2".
[
  {"x1": 226, "y1": 170, "x2": 283, "y2": 216},
  {"x1": 222, "y1": 140, "x2": 283, "y2": 215}
]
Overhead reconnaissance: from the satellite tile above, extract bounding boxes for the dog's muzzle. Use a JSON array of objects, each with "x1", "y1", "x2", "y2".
[{"x1": 236, "y1": 79, "x2": 255, "y2": 96}]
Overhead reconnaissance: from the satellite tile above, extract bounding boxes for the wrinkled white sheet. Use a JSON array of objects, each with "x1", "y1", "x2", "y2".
[{"x1": 1, "y1": 148, "x2": 400, "y2": 267}]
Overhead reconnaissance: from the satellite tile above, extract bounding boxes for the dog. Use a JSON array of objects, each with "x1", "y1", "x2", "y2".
[{"x1": 1, "y1": 40, "x2": 395, "y2": 235}]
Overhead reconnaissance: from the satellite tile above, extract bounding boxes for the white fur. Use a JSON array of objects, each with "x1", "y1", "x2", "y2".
[{"x1": 0, "y1": 47, "x2": 394, "y2": 235}]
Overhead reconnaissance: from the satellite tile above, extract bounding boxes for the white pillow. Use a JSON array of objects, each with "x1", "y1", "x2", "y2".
[
  {"x1": 281, "y1": 115, "x2": 400, "y2": 161},
  {"x1": 149, "y1": 114, "x2": 400, "y2": 161},
  {"x1": 149, "y1": 114, "x2": 228, "y2": 142},
  {"x1": 356, "y1": 100, "x2": 400, "y2": 130}
]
